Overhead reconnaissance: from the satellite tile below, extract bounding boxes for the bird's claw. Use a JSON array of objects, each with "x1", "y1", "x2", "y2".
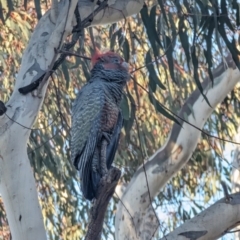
[
  {"x1": 100, "y1": 165, "x2": 108, "y2": 176},
  {"x1": 102, "y1": 132, "x2": 111, "y2": 143}
]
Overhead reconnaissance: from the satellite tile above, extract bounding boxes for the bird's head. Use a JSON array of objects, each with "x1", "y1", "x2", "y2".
[{"x1": 90, "y1": 49, "x2": 130, "y2": 84}]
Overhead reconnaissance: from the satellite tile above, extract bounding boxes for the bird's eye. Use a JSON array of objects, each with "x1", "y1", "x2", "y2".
[{"x1": 113, "y1": 58, "x2": 121, "y2": 64}]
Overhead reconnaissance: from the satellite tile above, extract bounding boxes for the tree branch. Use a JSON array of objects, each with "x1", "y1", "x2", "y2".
[
  {"x1": 116, "y1": 55, "x2": 240, "y2": 239},
  {"x1": 0, "y1": 0, "x2": 79, "y2": 239},
  {"x1": 161, "y1": 192, "x2": 240, "y2": 240},
  {"x1": 85, "y1": 167, "x2": 121, "y2": 240},
  {"x1": 18, "y1": 0, "x2": 108, "y2": 95}
]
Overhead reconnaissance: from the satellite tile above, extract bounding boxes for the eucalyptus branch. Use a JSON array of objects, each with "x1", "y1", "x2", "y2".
[{"x1": 85, "y1": 167, "x2": 121, "y2": 240}]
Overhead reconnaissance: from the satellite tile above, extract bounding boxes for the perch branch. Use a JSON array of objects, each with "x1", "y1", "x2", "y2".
[{"x1": 85, "y1": 167, "x2": 121, "y2": 240}]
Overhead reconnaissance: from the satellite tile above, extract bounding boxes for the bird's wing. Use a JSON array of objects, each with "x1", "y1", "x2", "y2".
[
  {"x1": 90, "y1": 110, "x2": 123, "y2": 200},
  {"x1": 71, "y1": 82, "x2": 104, "y2": 170},
  {"x1": 106, "y1": 111, "x2": 123, "y2": 169},
  {"x1": 79, "y1": 117, "x2": 101, "y2": 200}
]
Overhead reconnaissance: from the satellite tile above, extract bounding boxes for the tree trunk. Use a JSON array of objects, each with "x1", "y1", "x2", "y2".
[
  {"x1": 115, "y1": 55, "x2": 240, "y2": 239},
  {"x1": 0, "y1": 0, "x2": 144, "y2": 238},
  {"x1": 231, "y1": 127, "x2": 240, "y2": 239}
]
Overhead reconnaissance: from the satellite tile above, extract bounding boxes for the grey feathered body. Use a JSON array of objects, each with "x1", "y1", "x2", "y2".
[{"x1": 71, "y1": 63, "x2": 128, "y2": 200}]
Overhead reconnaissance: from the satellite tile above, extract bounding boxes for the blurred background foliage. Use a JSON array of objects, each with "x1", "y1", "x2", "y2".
[{"x1": 0, "y1": 0, "x2": 240, "y2": 239}]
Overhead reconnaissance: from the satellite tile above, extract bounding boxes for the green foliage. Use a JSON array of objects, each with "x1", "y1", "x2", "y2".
[{"x1": 1, "y1": 0, "x2": 240, "y2": 239}]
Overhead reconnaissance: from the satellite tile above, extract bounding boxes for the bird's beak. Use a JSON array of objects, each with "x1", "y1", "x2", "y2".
[{"x1": 121, "y1": 61, "x2": 129, "y2": 71}]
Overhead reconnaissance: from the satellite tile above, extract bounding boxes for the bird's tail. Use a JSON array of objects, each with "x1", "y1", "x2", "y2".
[
  {"x1": 81, "y1": 171, "x2": 100, "y2": 201},
  {"x1": 80, "y1": 112, "x2": 123, "y2": 200},
  {"x1": 79, "y1": 146, "x2": 102, "y2": 201}
]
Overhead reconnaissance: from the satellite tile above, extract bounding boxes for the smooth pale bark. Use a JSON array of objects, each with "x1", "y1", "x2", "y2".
[
  {"x1": 78, "y1": 0, "x2": 144, "y2": 26},
  {"x1": 0, "y1": 0, "x2": 144, "y2": 239},
  {"x1": 115, "y1": 56, "x2": 240, "y2": 239},
  {"x1": 0, "y1": 0, "x2": 79, "y2": 239},
  {"x1": 231, "y1": 126, "x2": 240, "y2": 239},
  {"x1": 160, "y1": 192, "x2": 240, "y2": 240}
]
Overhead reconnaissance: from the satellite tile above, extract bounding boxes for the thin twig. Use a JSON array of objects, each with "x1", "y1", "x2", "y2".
[
  {"x1": 27, "y1": 128, "x2": 62, "y2": 154},
  {"x1": 130, "y1": 40, "x2": 174, "y2": 74},
  {"x1": 5, "y1": 112, "x2": 58, "y2": 131},
  {"x1": 58, "y1": 50, "x2": 91, "y2": 60},
  {"x1": 226, "y1": 228, "x2": 240, "y2": 234},
  {"x1": 132, "y1": 78, "x2": 240, "y2": 146}
]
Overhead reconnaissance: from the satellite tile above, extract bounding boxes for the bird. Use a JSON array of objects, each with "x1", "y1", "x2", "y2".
[{"x1": 71, "y1": 50, "x2": 130, "y2": 200}]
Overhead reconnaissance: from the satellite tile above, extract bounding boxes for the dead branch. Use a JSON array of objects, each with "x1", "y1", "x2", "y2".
[{"x1": 85, "y1": 167, "x2": 121, "y2": 240}]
